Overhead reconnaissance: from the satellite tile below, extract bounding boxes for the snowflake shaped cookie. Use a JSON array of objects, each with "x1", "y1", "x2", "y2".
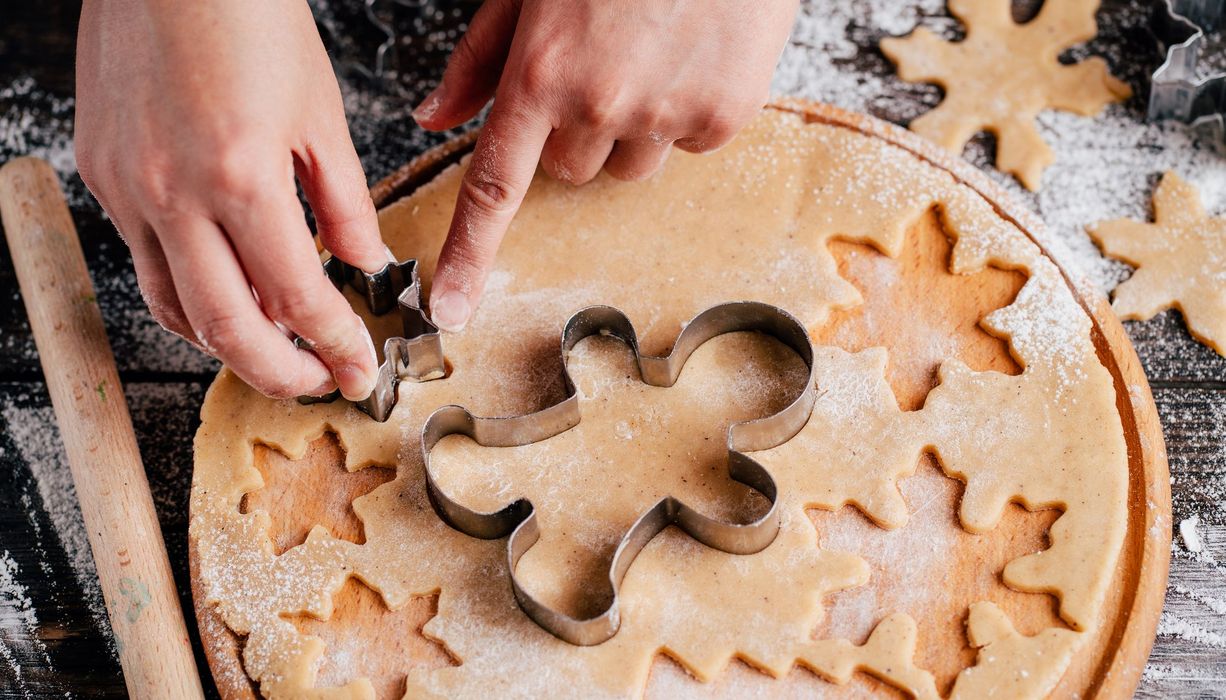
[
  {"x1": 881, "y1": 0, "x2": 1131, "y2": 190},
  {"x1": 1090, "y1": 171, "x2": 1226, "y2": 355},
  {"x1": 422, "y1": 302, "x2": 817, "y2": 645}
]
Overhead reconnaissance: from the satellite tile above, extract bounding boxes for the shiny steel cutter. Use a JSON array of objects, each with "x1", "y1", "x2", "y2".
[{"x1": 298, "y1": 257, "x2": 820, "y2": 645}]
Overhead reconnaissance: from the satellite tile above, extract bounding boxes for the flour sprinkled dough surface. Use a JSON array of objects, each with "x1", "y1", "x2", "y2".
[{"x1": 191, "y1": 106, "x2": 1138, "y2": 698}]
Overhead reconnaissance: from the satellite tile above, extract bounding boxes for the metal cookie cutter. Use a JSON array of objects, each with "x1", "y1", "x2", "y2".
[
  {"x1": 296, "y1": 256, "x2": 445, "y2": 422},
  {"x1": 421, "y1": 301, "x2": 818, "y2": 646},
  {"x1": 363, "y1": 0, "x2": 427, "y2": 81},
  {"x1": 1149, "y1": 0, "x2": 1226, "y2": 144}
]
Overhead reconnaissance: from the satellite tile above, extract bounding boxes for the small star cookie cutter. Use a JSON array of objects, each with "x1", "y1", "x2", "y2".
[
  {"x1": 1149, "y1": 0, "x2": 1226, "y2": 144},
  {"x1": 296, "y1": 256, "x2": 445, "y2": 422},
  {"x1": 420, "y1": 301, "x2": 819, "y2": 645}
]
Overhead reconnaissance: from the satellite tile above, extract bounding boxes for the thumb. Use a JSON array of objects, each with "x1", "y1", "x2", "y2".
[
  {"x1": 297, "y1": 129, "x2": 388, "y2": 274},
  {"x1": 413, "y1": 0, "x2": 521, "y2": 131},
  {"x1": 429, "y1": 101, "x2": 550, "y2": 332}
]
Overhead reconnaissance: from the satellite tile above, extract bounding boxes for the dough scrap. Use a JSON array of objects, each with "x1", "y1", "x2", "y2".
[
  {"x1": 880, "y1": 0, "x2": 1131, "y2": 190},
  {"x1": 1089, "y1": 171, "x2": 1226, "y2": 356},
  {"x1": 190, "y1": 108, "x2": 1129, "y2": 698}
]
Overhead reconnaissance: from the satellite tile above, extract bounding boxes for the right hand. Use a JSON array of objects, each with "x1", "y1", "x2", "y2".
[{"x1": 75, "y1": 0, "x2": 386, "y2": 400}]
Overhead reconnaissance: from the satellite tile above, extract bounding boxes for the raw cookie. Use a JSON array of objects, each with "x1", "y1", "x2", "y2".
[
  {"x1": 190, "y1": 107, "x2": 1131, "y2": 699},
  {"x1": 1090, "y1": 171, "x2": 1226, "y2": 356},
  {"x1": 880, "y1": 0, "x2": 1131, "y2": 190}
]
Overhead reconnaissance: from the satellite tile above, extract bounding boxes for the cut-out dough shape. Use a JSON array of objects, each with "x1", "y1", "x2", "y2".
[
  {"x1": 1089, "y1": 171, "x2": 1226, "y2": 356},
  {"x1": 949, "y1": 602, "x2": 1079, "y2": 699},
  {"x1": 880, "y1": 0, "x2": 1131, "y2": 190}
]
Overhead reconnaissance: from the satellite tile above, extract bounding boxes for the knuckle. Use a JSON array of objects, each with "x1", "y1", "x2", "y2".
[
  {"x1": 515, "y1": 51, "x2": 560, "y2": 101},
  {"x1": 203, "y1": 145, "x2": 273, "y2": 205},
  {"x1": 697, "y1": 102, "x2": 755, "y2": 143},
  {"x1": 317, "y1": 182, "x2": 377, "y2": 230},
  {"x1": 263, "y1": 287, "x2": 362, "y2": 354},
  {"x1": 195, "y1": 313, "x2": 248, "y2": 356},
  {"x1": 460, "y1": 170, "x2": 522, "y2": 215},
  {"x1": 449, "y1": 32, "x2": 482, "y2": 72},
  {"x1": 576, "y1": 84, "x2": 628, "y2": 128},
  {"x1": 700, "y1": 112, "x2": 741, "y2": 144},
  {"x1": 577, "y1": 100, "x2": 614, "y2": 129},
  {"x1": 640, "y1": 112, "x2": 672, "y2": 143},
  {"x1": 127, "y1": 156, "x2": 178, "y2": 213},
  {"x1": 540, "y1": 148, "x2": 582, "y2": 185},
  {"x1": 133, "y1": 170, "x2": 168, "y2": 207},
  {"x1": 603, "y1": 156, "x2": 635, "y2": 182},
  {"x1": 540, "y1": 155, "x2": 567, "y2": 183},
  {"x1": 261, "y1": 288, "x2": 328, "y2": 329},
  {"x1": 608, "y1": 161, "x2": 653, "y2": 182}
]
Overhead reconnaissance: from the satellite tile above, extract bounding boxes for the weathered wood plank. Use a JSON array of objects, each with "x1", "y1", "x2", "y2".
[{"x1": 0, "y1": 381, "x2": 211, "y2": 698}]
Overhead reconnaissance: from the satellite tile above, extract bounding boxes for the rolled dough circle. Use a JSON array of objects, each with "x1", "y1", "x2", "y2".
[{"x1": 189, "y1": 101, "x2": 1168, "y2": 700}]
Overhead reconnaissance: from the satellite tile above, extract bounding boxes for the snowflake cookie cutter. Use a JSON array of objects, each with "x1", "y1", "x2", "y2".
[
  {"x1": 296, "y1": 256, "x2": 445, "y2": 422},
  {"x1": 1149, "y1": 0, "x2": 1226, "y2": 144},
  {"x1": 420, "y1": 301, "x2": 819, "y2": 645}
]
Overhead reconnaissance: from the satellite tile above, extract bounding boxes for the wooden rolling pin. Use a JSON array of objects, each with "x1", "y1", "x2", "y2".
[{"x1": 0, "y1": 157, "x2": 204, "y2": 698}]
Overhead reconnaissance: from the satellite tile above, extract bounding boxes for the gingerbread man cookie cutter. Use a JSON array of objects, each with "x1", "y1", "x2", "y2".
[
  {"x1": 1149, "y1": 0, "x2": 1226, "y2": 145},
  {"x1": 296, "y1": 256, "x2": 445, "y2": 422},
  {"x1": 421, "y1": 301, "x2": 819, "y2": 645}
]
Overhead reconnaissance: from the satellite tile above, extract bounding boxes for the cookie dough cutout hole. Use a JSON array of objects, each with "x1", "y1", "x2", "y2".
[
  {"x1": 1012, "y1": 0, "x2": 1046, "y2": 24},
  {"x1": 283, "y1": 578, "x2": 457, "y2": 699},
  {"x1": 812, "y1": 456, "x2": 1063, "y2": 696},
  {"x1": 240, "y1": 433, "x2": 396, "y2": 555},
  {"x1": 813, "y1": 206, "x2": 1026, "y2": 411}
]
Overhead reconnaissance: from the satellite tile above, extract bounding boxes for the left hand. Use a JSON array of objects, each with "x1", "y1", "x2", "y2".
[{"x1": 413, "y1": 0, "x2": 798, "y2": 332}]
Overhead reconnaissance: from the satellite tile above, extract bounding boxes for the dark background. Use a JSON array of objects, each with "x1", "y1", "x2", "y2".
[{"x1": 1, "y1": 0, "x2": 1223, "y2": 697}]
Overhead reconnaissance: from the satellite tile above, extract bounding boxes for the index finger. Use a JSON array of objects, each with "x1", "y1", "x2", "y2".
[{"x1": 429, "y1": 100, "x2": 551, "y2": 332}]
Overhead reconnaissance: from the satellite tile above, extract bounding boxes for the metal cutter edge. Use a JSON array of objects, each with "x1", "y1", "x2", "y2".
[{"x1": 420, "y1": 301, "x2": 820, "y2": 646}]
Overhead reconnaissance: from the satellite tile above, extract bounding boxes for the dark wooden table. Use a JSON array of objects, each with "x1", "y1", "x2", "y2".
[{"x1": 0, "y1": 1, "x2": 1222, "y2": 698}]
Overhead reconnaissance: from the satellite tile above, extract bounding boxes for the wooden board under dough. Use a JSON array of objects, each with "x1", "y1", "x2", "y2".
[{"x1": 189, "y1": 101, "x2": 1170, "y2": 699}]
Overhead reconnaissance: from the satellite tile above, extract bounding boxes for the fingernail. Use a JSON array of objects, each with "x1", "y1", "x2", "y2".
[
  {"x1": 336, "y1": 363, "x2": 376, "y2": 401},
  {"x1": 305, "y1": 377, "x2": 338, "y2": 397},
  {"x1": 364, "y1": 327, "x2": 378, "y2": 365},
  {"x1": 431, "y1": 290, "x2": 471, "y2": 332},
  {"x1": 358, "y1": 248, "x2": 396, "y2": 276},
  {"x1": 337, "y1": 326, "x2": 379, "y2": 401},
  {"x1": 412, "y1": 85, "x2": 447, "y2": 124}
]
